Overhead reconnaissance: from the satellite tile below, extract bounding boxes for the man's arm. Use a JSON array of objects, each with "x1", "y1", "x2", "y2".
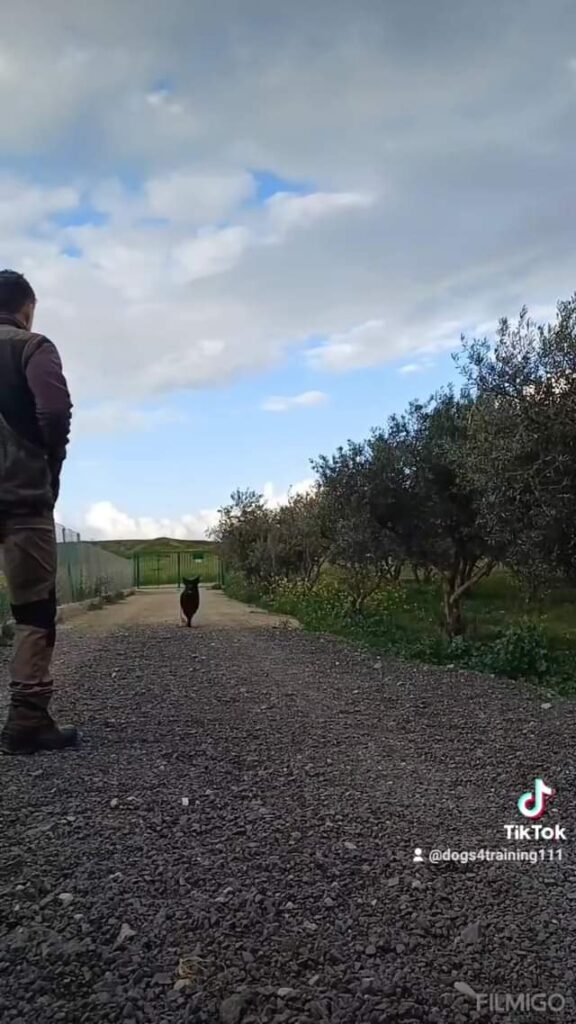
[{"x1": 24, "y1": 340, "x2": 73, "y2": 502}]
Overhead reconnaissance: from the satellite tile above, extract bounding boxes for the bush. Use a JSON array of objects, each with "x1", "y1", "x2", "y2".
[{"x1": 480, "y1": 621, "x2": 551, "y2": 681}]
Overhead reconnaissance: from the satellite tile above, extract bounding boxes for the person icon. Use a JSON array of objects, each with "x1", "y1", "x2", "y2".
[{"x1": 413, "y1": 847, "x2": 424, "y2": 863}]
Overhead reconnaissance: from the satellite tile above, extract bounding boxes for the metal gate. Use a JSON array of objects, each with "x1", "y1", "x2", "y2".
[{"x1": 133, "y1": 549, "x2": 224, "y2": 588}]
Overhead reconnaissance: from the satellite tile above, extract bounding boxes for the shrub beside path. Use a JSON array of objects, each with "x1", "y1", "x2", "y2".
[{"x1": 1, "y1": 588, "x2": 575, "y2": 1023}]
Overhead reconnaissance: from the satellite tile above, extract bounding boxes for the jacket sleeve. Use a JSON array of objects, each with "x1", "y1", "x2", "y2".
[{"x1": 24, "y1": 339, "x2": 73, "y2": 497}]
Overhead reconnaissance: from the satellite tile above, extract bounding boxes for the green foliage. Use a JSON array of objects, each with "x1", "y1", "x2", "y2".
[
  {"x1": 215, "y1": 293, "x2": 576, "y2": 691},
  {"x1": 366, "y1": 388, "x2": 496, "y2": 636},
  {"x1": 213, "y1": 487, "x2": 329, "y2": 587},
  {"x1": 480, "y1": 622, "x2": 551, "y2": 681},
  {"x1": 459, "y1": 296, "x2": 576, "y2": 592},
  {"x1": 225, "y1": 573, "x2": 576, "y2": 693},
  {"x1": 313, "y1": 443, "x2": 405, "y2": 610}
]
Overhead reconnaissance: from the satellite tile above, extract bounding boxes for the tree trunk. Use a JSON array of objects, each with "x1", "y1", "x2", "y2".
[
  {"x1": 443, "y1": 576, "x2": 465, "y2": 638},
  {"x1": 441, "y1": 558, "x2": 496, "y2": 636},
  {"x1": 444, "y1": 594, "x2": 465, "y2": 637}
]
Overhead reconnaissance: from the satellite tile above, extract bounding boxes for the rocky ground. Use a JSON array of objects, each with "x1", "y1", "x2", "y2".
[{"x1": 1, "y1": 592, "x2": 575, "y2": 1022}]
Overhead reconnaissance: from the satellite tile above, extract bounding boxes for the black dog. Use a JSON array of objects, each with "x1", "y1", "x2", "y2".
[{"x1": 180, "y1": 577, "x2": 200, "y2": 627}]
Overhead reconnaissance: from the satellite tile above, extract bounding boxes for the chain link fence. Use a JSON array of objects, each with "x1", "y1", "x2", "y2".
[{"x1": 1, "y1": 522, "x2": 133, "y2": 627}]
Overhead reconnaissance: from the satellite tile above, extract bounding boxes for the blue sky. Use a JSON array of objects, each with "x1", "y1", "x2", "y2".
[
  {"x1": 2, "y1": 1, "x2": 574, "y2": 538},
  {"x1": 62, "y1": 347, "x2": 460, "y2": 532}
]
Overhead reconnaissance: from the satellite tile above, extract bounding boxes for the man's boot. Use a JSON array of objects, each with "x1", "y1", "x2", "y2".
[{"x1": 0, "y1": 696, "x2": 79, "y2": 755}]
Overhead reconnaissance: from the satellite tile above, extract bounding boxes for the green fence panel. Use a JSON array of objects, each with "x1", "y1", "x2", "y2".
[{"x1": 134, "y1": 550, "x2": 221, "y2": 587}]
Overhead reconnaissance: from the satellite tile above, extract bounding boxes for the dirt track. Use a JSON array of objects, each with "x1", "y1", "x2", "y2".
[
  {"x1": 63, "y1": 587, "x2": 300, "y2": 633},
  {"x1": 1, "y1": 588, "x2": 575, "y2": 1022}
]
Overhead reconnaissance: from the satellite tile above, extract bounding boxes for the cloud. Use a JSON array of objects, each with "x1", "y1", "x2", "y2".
[
  {"x1": 397, "y1": 358, "x2": 437, "y2": 374},
  {"x1": 0, "y1": 0, "x2": 575, "y2": 412},
  {"x1": 73, "y1": 403, "x2": 187, "y2": 437},
  {"x1": 261, "y1": 390, "x2": 328, "y2": 412},
  {"x1": 145, "y1": 170, "x2": 255, "y2": 224},
  {"x1": 85, "y1": 501, "x2": 219, "y2": 541},
  {"x1": 307, "y1": 320, "x2": 389, "y2": 372},
  {"x1": 0, "y1": 175, "x2": 78, "y2": 232},
  {"x1": 6, "y1": 176, "x2": 377, "y2": 403},
  {"x1": 264, "y1": 191, "x2": 374, "y2": 234},
  {"x1": 171, "y1": 226, "x2": 251, "y2": 283},
  {"x1": 83, "y1": 478, "x2": 316, "y2": 540},
  {"x1": 307, "y1": 317, "x2": 485, "y2": 373},
  {"x1": 262, "y1": 479, "x2": 316, "y2": 508},
  {"x1": 145, "y1": 88, "x2": 186, "y2": 117},
  {"x1": 398, "y1": 362, "x2": 427, "y2": 375}
]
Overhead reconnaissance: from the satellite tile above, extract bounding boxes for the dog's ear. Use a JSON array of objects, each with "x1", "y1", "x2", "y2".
[
  {"x1": 182, "y1": 577, "x2": 191, "y2": 585},
  {"x1": 192, "y1": 577, "x2": 200, "y2": 585}
]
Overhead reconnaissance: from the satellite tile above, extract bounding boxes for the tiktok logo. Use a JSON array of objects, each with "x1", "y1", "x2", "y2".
[{"x1": 517, "y1": 779, "x2": 556, "y2": 820}]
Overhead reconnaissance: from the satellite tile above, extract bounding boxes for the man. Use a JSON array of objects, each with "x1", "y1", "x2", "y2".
[{"x1": 0, "y1": 269, "x2": 78, "y2": 754}]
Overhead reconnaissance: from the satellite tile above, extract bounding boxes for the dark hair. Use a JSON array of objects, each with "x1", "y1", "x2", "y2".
[{"x1": 0, "y1": 269, "x2": 36, "y2": 315}]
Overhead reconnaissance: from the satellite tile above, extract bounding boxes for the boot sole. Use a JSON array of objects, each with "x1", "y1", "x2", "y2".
[{"x1": 0, "y1": 732, "x2": 82, "y2": 756}]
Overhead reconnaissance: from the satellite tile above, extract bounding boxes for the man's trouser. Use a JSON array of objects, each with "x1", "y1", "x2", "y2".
[{"x1": 0, "y1": 511, "x2": 57, "y2": 710}]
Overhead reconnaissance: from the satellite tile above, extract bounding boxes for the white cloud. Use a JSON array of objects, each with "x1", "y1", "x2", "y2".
[
  {"x1": 2, "y1": 175, "x2": 383, "y2": 403},
  {"x1": 73, "y1": 403, "x2": 187, "y2": 437},
  {"x1": 398, "y1": 362, "x2": 427, "y2": 375},
  {"x1": 145, "y1": 88, "x2": 185, "y2": 117},
  {"x1": 85, "y1": 501, "x2": 219, "y2": 541},
  {"x1": 83, "y1": 478, "x2": 316, "y2": 540},
  {"x1": 172, "y1": 226, "x2": 251, "y2": 283},
  {"x1": 145, "y1": 170, "x2": 254, "y2": 224},
  {"x1": 0, "y1": 1, "x2": 574, "y2": 414},
  {"x1": 307, "y1": 320, "x2": 389, "y2": 372},
  {"x1": 261, "y1": 390, "x2": 328, "y2": 412},
  {"x1": 0, "y1": 175, "x2": 78, "y2": 232},
  {"x1": 261, "y1": 479, "x2": 316, "y2": 508},
  {"x1": 265, "y1": 191, "x2": 374, "y2": 234}
]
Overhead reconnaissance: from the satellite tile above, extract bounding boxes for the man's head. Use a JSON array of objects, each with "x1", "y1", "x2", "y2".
[{"x1": 0, "y1": 269, "x2": 36, "y2": 329}]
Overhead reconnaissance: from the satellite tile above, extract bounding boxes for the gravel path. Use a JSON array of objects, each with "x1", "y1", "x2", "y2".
[
  {"x1": 58, "y1": 588, "x2": 300, "y2": 632},
  {"x1": 1, "y1": 592, "x2": 575, "y2": 1023}
]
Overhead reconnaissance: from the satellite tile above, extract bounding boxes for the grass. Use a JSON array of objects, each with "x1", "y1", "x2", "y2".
[{"x1": 225, "y1": 569, "x2": 576, "y2": 696}]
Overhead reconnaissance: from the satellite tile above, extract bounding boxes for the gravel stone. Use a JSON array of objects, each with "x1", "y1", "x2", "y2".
[
  {"x1": 220, "y1": 991, "x2": 251, "y2": 1023},
  {"x1": 1, "y1": 622, "x2": 576, "y2": 1022}
]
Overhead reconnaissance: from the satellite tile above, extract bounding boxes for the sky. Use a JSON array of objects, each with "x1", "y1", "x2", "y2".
[{"x1": 1, "y1": 0, "x2": 575, "y2": 539}]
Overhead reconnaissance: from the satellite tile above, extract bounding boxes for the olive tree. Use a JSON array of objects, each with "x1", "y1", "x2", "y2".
[
  {"x1": 367, "y1": 389, "x2": 495, "y2": 636},
  {"x1": 459, "y1": 296, "x2": 576, "y2": 594},
  {"x1": 313, "y1": 441, "x2": 405, "y2": 613}
]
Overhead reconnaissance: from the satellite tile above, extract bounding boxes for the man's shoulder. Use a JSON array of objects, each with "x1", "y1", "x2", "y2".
[{"x1": 0, "y1": 323, "x2": 50, "y2": 345}]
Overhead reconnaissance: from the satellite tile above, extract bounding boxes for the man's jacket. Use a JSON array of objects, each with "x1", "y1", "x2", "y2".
[{"x1": 0, "y1": 314, "x2": 72, "y2": 514}]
